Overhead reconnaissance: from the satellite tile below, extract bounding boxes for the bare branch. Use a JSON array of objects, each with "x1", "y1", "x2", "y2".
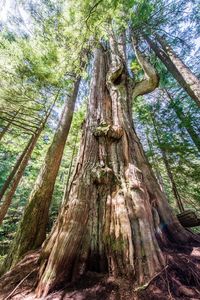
[{"x1": 131, "y1": 36, "x2": 159, "y2": 100}]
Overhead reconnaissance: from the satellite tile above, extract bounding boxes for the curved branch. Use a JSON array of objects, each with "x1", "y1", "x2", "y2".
[{"x1": 132, "y1": 36, "x2": 159, "y2": 100}]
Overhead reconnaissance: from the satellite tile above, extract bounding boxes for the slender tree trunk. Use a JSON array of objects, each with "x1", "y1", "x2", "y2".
[
  {"x1": 165, "y1": 89, "x2": 200, "y2": 152},
  {"x1": 0, "y1": 134, "x2": 34, "y2": 201},
  {"x1": 0, "y1": 110, "x2": 19, "y2": 142},
  {"x1": 35, "y1": 43, "x2": 196, "y2": 297},
  {"x1": 145, "y1": 35, "x2": 200, "y2": 107},
  {"x1": 0, "y1": 129, "x2": 43, "y2": 225},
  {"x1": 150, "y1": 111, "x2": 184, "y2": 212},
  {"x1": 145, "y1": 131, "x2": 166, "y2": 193},
  {"x1": 0, "y1": 98, "x2": 57, "y2": 224},
  {"x1": 2, "y1": 78, "x2": 81, "y2": 271}
]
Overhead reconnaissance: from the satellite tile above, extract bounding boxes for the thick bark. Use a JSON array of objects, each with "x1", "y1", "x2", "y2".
[
  {"x1": 0, "y1": 110, "x2": 19, "y2": 142},
  {"x1": 131, "y1": 126, "x2": 192, "y2": 243},
  {"x1": 2, "y1": 78, "x2": 80, "y2": 271},
  {"x1": 145, "y1": 35, "x2": 200, "y2": 108},
  {"x1": 35, "y1": 43, "x2": 195, "y2": 297},
  {"x1": 165, "y1": 89, "x2": 200, "y2": 152}
]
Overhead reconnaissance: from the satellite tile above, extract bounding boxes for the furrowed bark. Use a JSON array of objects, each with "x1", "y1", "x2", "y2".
[
  {"x1": 34, "y1": 32, "x2": 200, "y2": 297},
  {"x1": 145, "y1": 35, "x2": 200, "y2": 108},
  {"x1": 2, "y1": 78, "x2": 81, "y2": 272},
  {"x1": 34, "y1": 39, "x2": 196, "y2": 297}
]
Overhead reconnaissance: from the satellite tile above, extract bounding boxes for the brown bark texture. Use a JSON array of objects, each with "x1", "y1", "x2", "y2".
[
  {"x1": 2, "y1": 78, "x2": 80, "y2": 272},
  {"x1": 35, "y1": 38, "x2": 195, "y2": 297}
]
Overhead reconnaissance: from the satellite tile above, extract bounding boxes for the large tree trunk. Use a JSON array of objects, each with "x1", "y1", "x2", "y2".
[
  {"x1": 2, "y1": 78, "x2": 80, "y2": 272},
  {"x1": 130, "y1": 126, "x2": 193, "y2": 243},
  {"x1": 145, "y1": 35, "x2": 200, "y2": 108},
  {"x1": 35, "y1": 44, "x2": 195, "y2": 298},
  {"x1": 165, "y1": 89, "x2": 200, "y2": 152}
]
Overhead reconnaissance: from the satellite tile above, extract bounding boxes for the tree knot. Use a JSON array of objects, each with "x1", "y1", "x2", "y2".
[
  {"x1": 93, "y1": 122, "x2": 123, "y2": 141},
  {"x1": 107, "y1": 64, "x2": 124, "y2": 86},
  {"x1": 92, "y1": 166, "x2": 115, "y2": 185}
]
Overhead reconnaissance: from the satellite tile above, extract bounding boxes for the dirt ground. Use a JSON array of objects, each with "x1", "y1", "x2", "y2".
[{"x1": 0, "y1": 247, "x2": 200, "y2": 300}]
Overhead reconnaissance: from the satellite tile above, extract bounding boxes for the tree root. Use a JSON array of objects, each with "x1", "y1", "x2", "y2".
[
  {"x1": 0, "y1": 248, "x2": 200, "y2": 299},
  {"x1": 139, "y1": 249, "x2": 200, "y2": 300}
]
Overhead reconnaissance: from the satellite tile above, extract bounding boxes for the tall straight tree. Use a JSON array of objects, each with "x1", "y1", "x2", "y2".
[
  {"x1": 0, "y1": 110, "x2": 19, "y2": 142},
  {"x1": 34, "y1": 35, "x2": 196, "y2": 297},
  {"x1": 0, "y1": 104, "x2": 55, "y2": 225},
  {"x1": 164, "y1": 89, "x2": 200, "y2": 152},
  {"x1": 145, "y1": 35, "x2": 200, "y2": 108},
  {"x1": 3, "y1": 78, "x2": 81, "y2": 271},
  {"x1": 150, "y1": 109, "x2": 184, "y2": 212}
]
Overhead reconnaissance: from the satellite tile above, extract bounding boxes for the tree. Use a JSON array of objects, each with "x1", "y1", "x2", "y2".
[
  {"x1": 150, "y1": 108, "x2": 184, "y2": 212},
  {"x1": 164, "y1": 89, "x2": 200, "y2": 152},
  {"x1": 35, "y1": 35, "x2": 195, "y2": 297},
  {"x1": 2, "y1": 78, "x2": 81, "y2": 271},
  {"x1": 0, "y1": 110, "x2": 20, "y2": 142},
  {"x1": 145, "y1": 34, "x2": 200, "y2": 107},
  {"x1": 0, "y1": 103, "x2": 54, "y2": 225},
  {"x1": 0, "y1": 1, "x2": 200, "y2": 299}
]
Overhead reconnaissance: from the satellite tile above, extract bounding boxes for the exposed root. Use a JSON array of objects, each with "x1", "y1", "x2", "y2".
[
  {"x1": 0, "y1": 248, "x2": 200, "y2": 299},
  {"x1": 0, "y1": 250, "x2": 40, "y2": 299},
  {"x1": 139, "y1": 248, "x2": 200, "y2": 300}
]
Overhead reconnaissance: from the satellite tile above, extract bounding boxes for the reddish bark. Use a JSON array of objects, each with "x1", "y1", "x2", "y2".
[{"x1": 35, "y1": 41, "x2": 196, "y2": 297}]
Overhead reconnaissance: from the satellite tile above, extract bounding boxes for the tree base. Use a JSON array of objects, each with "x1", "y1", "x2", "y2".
[{"x1": 1, "y1": 247, "x2": 200, "y2": 299}]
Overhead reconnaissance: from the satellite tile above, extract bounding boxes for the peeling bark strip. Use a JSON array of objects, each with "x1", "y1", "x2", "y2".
[
  {"x1": 35, "y1": 40, "x2": 195, "y2": 298},
  {"x1": 145, "y1": 35, "x2": 200, "y2": 108},
  {"x1": 2, "y1": 78, "x2": 81, "y2": 272}
]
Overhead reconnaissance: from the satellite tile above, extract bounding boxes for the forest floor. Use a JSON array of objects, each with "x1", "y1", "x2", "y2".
[{"x1": 0, "y1": 246, "x2": 200, "y2": 300}]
